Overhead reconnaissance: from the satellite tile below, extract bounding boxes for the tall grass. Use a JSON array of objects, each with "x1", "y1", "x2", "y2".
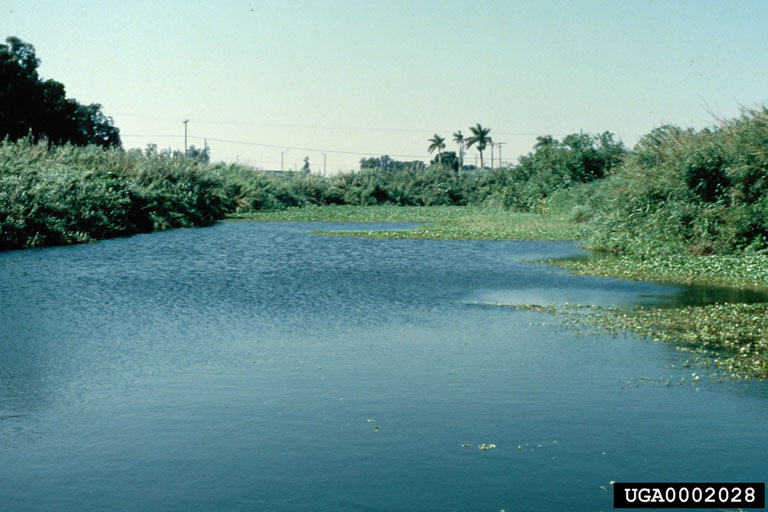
[
  {"x1": 0, "y1": 141, "x2": 225, "y2": 250},
  {"x1": 580, "y1": 109, "x2": 768, "y2": 256},
  {"x1": 0, "y1": 140, "x2": 513, "y2": 250}
]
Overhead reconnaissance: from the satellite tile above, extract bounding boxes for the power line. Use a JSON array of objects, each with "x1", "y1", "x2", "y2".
[
  {"x1": 113, "y1": 113, "x2": 647, "y2": 138},
  {"x1": 121, "y1": 134, "x2": 432, "y2": 159}
]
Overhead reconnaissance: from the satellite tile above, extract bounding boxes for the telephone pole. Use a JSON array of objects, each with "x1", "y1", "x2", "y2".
[
  {"x1": 496, "y1": 142, "x2": 506, "y2": 168},
  {"x1": 183, "y1": 119, "x2": 189, "y2": 155},
  {"x1": 490, "y1": 141, "x2": 495, "y2": 169}
]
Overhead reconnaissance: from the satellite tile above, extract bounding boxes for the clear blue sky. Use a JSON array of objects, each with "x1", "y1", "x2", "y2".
[{"x1": 2, "y1": 0, "x2": 767, "y2": 172}]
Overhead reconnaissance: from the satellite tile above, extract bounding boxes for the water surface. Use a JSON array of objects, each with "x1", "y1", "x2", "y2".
[{"x1": 1, "y1": 222, "x2": 766, "y2": 511}]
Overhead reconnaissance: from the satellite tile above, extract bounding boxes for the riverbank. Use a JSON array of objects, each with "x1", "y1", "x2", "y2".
[{"x1": 232, "y1": 206, "x2": 768, "y2": 379}]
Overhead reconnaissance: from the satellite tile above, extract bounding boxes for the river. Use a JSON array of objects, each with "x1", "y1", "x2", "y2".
[{"x1": 1, "y1": 222, "x2": 766, "y2": 511}]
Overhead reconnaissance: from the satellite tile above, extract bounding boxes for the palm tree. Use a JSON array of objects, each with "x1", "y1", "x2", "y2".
[
  {"x1": 452, "y1": 130, "x2": 464, "y2": 172},
  {"x1": 465, "y1": 123, "x2": 492, "y2": 169},
  {"x1": 427, "y1": 134, "x2": 446, "y2": 164}
]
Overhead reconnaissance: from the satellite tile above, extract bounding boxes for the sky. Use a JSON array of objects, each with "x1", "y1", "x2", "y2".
[{"x1": 2, "y1": 0, "x2": 768, "y2": 172}]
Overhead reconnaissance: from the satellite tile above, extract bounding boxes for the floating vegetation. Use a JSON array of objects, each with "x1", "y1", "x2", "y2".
[
  {"x1": 547, "y1": 253, "x2": 768, "y2": 291},
  {"x1": 516, "y1": 303, "x2": 768, "y2": 380},
  {"x1": 235, "y1": 205, "x2": 586, "y2": 241},
  {"x1": 462, "y1": 441, "x2": 561, "y2": 452}
]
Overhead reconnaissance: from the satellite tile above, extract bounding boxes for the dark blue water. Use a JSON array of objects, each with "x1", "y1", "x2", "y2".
[{"x1": 1, "y1": 222, "x2": 766, "y2": 511}]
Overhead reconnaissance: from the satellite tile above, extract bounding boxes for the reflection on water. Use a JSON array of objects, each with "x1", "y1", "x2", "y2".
[
  {"x1": 652, "y1": 284, "x2": 768, "y2": 307},
  {"x1": 1, "y1": 222, "x2": 767, "y2": 512},
  {"x1": 553, "y1": 250, "x2": 768, "y2": 307}
]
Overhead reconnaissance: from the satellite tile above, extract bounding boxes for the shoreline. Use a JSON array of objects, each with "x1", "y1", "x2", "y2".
[{"x1": 229, "y1": 206, "x2": 768, "y2": 379}]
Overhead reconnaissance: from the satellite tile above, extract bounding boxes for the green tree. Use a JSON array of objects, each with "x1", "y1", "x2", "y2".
[
  {"x1": 186, "y1": 144, "x2": 210, "y2": 163},
  {"x1": 452, "y1": 130, "x2": 464, "y2": 172},
  {"x1": 0, "y1": 36, "x2": 120, "y2": 146},
  {"x1": 427, "y1": 134, "x2": 446, "y2": 164},
  {"x1": 465, "y1": 123, "x2": 492, "y2": 169},
  {"x1": 534, "y1": 135, "x2": 555, "y2": 149},
  {"x1": 430, "y1": 150, "x2": 459, "y2": 171},
  {"x1": 360, "y1": 155, "x2": 425, "y2": 172}
]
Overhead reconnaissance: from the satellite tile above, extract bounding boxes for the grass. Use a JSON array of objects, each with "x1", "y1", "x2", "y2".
[{"x1": 227, "y1": 205, "x2": 587, "y2": 241}]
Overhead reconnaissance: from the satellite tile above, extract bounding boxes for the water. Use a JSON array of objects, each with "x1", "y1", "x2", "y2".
[{"x1": 1, "y1": 222, "x2": 766, "y2": 511}]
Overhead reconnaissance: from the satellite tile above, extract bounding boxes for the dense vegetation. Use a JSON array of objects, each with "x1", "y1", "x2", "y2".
[
  {"x1": 0, "y1": 142, "x2": 223, "y2": 250},
  {"x1": 0, "y1": 37, "x2": 120, "y2": 147},
  {"x1": 5, "y1": 107, "x2": 768, "y2": 259},
  {"x1": 2, "y1": 38, "x2": 766, "y2": 261},
  {"x1": 0, "y1": 128, "x2": 623, "y2": 251},
  {"x1": 572, "y1": 109, "x2": 768, "y2": 257},
  {"x1": 499, "y1": 131, "x2": 626, "y2": 211}
]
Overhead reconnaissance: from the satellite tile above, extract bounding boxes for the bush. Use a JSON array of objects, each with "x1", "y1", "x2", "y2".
[
  {"x1": 0, "y1": 140, "x2": 226, "y2": 250},
  {"x1": 583, "y1": 108, "x2": 768, "y2": 256}
]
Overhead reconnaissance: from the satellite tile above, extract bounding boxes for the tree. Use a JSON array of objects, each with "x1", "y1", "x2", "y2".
[
  {"x1": 452, "y1": 130, "x2": 464, "y2": 172},
  {"x1": 534, "y1": 135, "x2": 555, "y2": 149},
  {"x1": 427, "y1": 134, "x2": 446, "y2": 164},
  {"x1": 72, "y1": 103, "x2": 120, "y2": 146},
  {"x1": 301, "y1": 156, "x2": 310, "y2": 173},
  {"x1": 506, "y1": 131, "x2": 627, "y2": 210},
  {"x1": 0, "y1": 36, "x2": 120, "y2": 147},
  {"x1": 360, "y1": 155, "x2": 425, "y2": 172},
  {"x1": 465, "y1": 123, "x2": 492, "y2": 169},
  {"x1": 186, "y1": 144, "x2": 210, "y2": 163},
  {"x1": 430, "y1": 150, "x2": 459, "y2": 171}
]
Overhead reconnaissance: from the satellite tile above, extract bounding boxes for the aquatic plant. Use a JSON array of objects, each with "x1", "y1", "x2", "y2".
[
  {"x1": 547, "y1": 253, "x2": 768, "y2": 291},
  {"x1": 234, "y1": 205, "x2": 586, "y2": 241},
  {"x1": 517, "y1": 303, "x2": 768, "y2": 380}
]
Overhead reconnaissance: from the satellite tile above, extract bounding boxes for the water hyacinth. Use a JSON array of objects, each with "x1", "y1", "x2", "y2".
[
  {"x1": 237, "y1": 205, "x2": 586, "y2": 241},
  {"x1": 517, "y1": 303, "x2": 768, "y2": 380},
  {"x1": 548, "y1": 253, "x2": 768, "y2": 291}
]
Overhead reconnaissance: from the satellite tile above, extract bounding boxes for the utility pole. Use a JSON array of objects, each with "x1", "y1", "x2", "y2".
[
  {"x1": 281, "y1": 151, "x2": 284, "y2": 172},
  {"x1": 496, "y1": 142, "x2": 506, "y2": 168},
  {"x1": 183, "y1": 119, "x2": 189, "y2": 155},
  {"x1": 323, "y1": 153, "x2": 327, "y2": 176},
  {"x1": 490, "y1": 141, "x2": 495, "y2": 169}
]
